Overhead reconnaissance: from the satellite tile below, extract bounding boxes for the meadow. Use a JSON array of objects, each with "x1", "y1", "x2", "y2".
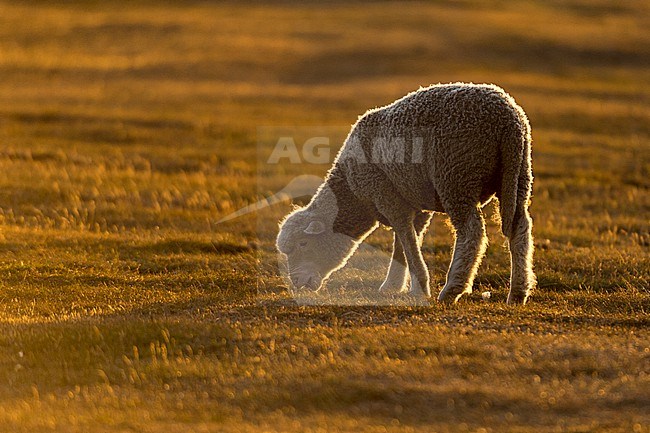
[{"x1": 0, "y1": 1, "x2": 648, "y2": 431}]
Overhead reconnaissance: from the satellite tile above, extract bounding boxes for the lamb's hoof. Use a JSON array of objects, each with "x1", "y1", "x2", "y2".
[
  {"x1": 407, "y1": 281, "x2": 430, "y2": 298},
  {"x1": 506, "y1": 290, "x2": 529, "y2": 305},
  {"x1": 408, "y1": 289, "x2": 430, "y2": 299},
  {"x1": 437, "y1": 287, "x2": 465, "y2": 303},
  {"x1": 378, "y1": 281, "x2": 406, "y2": 294}
]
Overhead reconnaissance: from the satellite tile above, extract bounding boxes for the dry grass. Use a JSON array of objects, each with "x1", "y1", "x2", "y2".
[{"x1": 0, "y1": 1, "x2": 648, "y2": 432}]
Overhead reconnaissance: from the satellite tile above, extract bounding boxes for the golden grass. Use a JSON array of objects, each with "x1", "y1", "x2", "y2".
[{"x1": 0, "y1": 0, "x2": 648, "y2": 432}]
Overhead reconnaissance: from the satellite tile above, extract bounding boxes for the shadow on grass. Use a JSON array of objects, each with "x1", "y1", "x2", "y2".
[
  {"x1": 240, "y1": 376, "x2": 547, "y2": 428},
  {"x1": 126, "y1": 239, "x2": 252, "y2": 256},
  {"x1": 95, "y1": 288, "x2": 650, "y2": 332},
  {"x1": 280, "y1": 30, "x2": 650, "y2": 85}
]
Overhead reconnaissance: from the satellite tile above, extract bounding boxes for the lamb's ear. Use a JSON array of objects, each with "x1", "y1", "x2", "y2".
[{"x1": 304, "y1": 220, "x2": 325, "y2": 235}]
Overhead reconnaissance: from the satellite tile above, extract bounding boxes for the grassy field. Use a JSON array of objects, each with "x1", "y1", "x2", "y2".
[{"x1": 0, "y1": 1, "x2": 649, "y2": 431}]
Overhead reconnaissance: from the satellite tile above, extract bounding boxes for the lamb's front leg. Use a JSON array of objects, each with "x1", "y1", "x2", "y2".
[
  {"x1": 379, "y1": 233, "x2": 407, "y2": 293},
  {"x1": 379, "y1": 211, "x2": 432, "y2": 293},
  {"x1": 394, "y1": 223, "x2": 430, "y2": 297},
  {"x1": 369, "y1": 174, "x2": 430, "y2": 296}
]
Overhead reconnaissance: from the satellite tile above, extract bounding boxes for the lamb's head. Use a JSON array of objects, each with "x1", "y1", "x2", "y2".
[{"x1": 276, "y1": 208, "x2": 357, "y2": 291}]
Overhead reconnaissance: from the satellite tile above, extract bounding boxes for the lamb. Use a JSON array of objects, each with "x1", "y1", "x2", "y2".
[{"x1": 276, "y1": 83, "x2": 535, "y2": 304}]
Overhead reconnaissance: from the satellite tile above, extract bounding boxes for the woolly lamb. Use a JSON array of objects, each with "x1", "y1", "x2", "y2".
[{"x1": 277, "y1": 83, "x2": 535, "y2": 304}]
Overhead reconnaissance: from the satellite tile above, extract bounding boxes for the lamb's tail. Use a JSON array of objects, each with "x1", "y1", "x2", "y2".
[{"x1": 499, "y1": 111, "x2": 532, "y2": 239}]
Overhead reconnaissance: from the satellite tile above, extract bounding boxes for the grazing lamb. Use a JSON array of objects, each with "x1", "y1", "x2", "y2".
[{"x1": 276, "y1": 83, "x2": 535, "y2": 304}]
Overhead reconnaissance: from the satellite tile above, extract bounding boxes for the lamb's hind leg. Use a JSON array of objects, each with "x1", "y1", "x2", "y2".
[
  {"x1": 507, "y1": 208, "x2": 535, "y2": 304},
  {"x1": 438, "y1": 206, "x2": 487, "y2": 303},
  {"x1": 379, "y1": 212, "x2": 432, "y2": 293}
]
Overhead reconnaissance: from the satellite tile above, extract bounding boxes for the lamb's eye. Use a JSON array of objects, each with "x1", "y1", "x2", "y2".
[{"x1": 299, "y1": 240, "x2": 308, "y2": 248}]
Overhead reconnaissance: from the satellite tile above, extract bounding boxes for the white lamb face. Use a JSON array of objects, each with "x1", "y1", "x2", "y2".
[{"x1": 277, "y1": 210, "x2": 355, "y2": 291}]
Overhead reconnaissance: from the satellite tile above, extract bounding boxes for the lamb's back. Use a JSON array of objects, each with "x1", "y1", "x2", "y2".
[{"x1": 339, "y1": 83, "x2": 522, "y2": 212}]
